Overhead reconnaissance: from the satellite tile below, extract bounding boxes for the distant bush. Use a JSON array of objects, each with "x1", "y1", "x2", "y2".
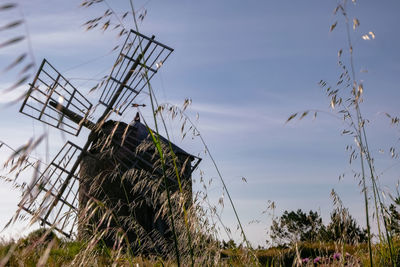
[
  {"x1": 270, "y1": 207, "x2": 367, "y2": 247},
  {"x1": 322, "y1": 207, "x2": 367, "y2": 245},
  {"x1": 270, "y1": 209, "x2": 324, "y2": 246}
]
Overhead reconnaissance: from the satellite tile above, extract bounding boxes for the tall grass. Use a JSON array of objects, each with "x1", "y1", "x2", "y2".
[{"x1": 287, "y1": 1, "x2": 398, "y2": 265}]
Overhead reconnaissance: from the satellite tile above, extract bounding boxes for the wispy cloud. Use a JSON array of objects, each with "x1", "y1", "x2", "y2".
[
  {"x1": 0, "y1": 83, "x2": 28, "y2": 103},
  {"x1": 166, "y1": 101, "x2": 286, "y2": 134}
]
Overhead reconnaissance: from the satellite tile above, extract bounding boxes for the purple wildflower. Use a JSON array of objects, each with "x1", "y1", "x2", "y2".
[
  {"x1": 302, "y1": 257, "x2": 309, "y2": 263},
  {"x1": 313, "y1": 257, "x2": 321, "y2": 264},
  {"x1": 333, "y1": 252, "x2": 341, "y2": 260}
]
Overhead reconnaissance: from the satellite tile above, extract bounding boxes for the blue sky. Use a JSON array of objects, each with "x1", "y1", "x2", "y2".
[{"x1": 0, "y1": 0, "x2": 399, "y2": 246}]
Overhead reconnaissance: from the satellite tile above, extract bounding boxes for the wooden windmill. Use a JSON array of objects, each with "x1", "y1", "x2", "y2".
[{"x1": 17, "y1": 29, "x2": 201, "y2": 251}]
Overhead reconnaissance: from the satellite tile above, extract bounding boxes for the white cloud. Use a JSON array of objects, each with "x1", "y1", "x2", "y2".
[
  {"x1": 0, "y1": 83, "x2": 28, "y2": 104},
  {"x1": 159, "y1": 101, "x2": 286, "y2": 135}
]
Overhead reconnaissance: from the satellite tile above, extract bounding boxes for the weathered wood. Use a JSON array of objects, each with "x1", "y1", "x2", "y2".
[{"x1": 78, "y1": 120, "x2": 193, "y2": 254}]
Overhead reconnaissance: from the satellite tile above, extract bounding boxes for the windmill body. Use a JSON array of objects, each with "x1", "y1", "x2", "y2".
[
  {"x1": 78, "y1": 118, "x2": 195, "y2": 251},
  {"x1": 17, "y1": 29, "x2": 200, "y2": 252}
]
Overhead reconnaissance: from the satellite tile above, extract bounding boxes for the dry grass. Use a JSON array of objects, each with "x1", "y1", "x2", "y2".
[{"x1": 2, "y1": 234, "x2": 400, "y2": 266}]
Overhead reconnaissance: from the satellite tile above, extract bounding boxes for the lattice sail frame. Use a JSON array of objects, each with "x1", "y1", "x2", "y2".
[
  {"x1": 20, "y1": 59, "x2": 93, "y2": 136},
  {"x1": 99, "y1": 29, "x2": 173, "y2": 115},
  {"x1": 18, "y1": 142, "x2": 82, "y2": 238}
]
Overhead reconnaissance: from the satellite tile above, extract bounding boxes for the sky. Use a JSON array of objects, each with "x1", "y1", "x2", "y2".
[{"x1": 0, "y1": 0, "x2": 399, "y2": 246}]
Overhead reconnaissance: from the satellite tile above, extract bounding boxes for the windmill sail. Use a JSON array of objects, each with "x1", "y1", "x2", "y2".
[
  {"x1": 18, "y1": 141, "x2": 83, "y2": 237},
  {"x1": 20, "y1": 59, "x2": 93, "y2": 136},
  {"x1": 99, "y1": 29, "x2": 173, "y2": 115}
]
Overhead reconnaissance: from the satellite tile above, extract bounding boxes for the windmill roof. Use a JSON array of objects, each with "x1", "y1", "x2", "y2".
[{"x1": 130, "y1": 121, "x2": 195, "y2": 160}]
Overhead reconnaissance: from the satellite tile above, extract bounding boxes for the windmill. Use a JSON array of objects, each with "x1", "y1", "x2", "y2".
[{"x1": 16, "y1": 29, "x2": 201, "y2": 251}]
